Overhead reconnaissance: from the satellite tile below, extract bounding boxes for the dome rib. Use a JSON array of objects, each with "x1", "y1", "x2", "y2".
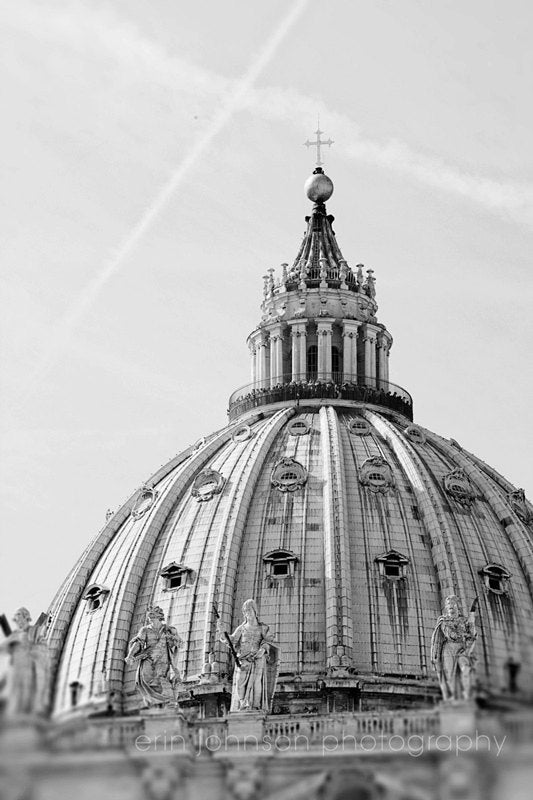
[
  {"x1": 203, "y1": 408, "x2": 295, "y2": 679},
  {"x1": 361, "y1": 414, "x2": 431, "y2": 673},
  {"x1": 367, "y1": 413, "x2": 467, "y2": 606},
  {"x1": 320, "y1": 406, "x2": 354, "y2": 671}
]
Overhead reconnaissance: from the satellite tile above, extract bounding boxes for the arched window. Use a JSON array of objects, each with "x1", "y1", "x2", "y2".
[
  {"x1": 307, "y1": 345, "x2": 318, "y2": 379},
  {"x1": 69, "y1": 681, "x2": 82, "y2": 708},
  {"x1": 332, "y1": 345, "x2": 343, "y2": 377}
]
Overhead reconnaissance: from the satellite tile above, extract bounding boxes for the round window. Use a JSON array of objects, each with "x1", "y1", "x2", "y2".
[
  {"x1": 288, "y1": 419, "x2": 310, "y2": 436},
  {"x1": 405, "y1": 426, "x2": 425, "y2": 443},
  {"x1": 349, "y1": 418, "x2": 370, "y2": 435},
  {"x1": 191, "y1": 469, "x2": 225, "y2": 501},
  {"x1": 197, "y1": 480, "x2": 217, "y2": 496},
  {"x1": 271, "y1": 457, "x2": 307, "y2": 493},
  {"x1": 232, "y1": 424, "x2": 252, "y2": 442},
  {"x1": 368, "y1": 471, "x2": 386, "y2": 486},
  {"x1": 131, "y1": 487, "x2": 158, "y2": 519},
  {"x1": 279, "y1": 471, "x2": 298, "y2": 484},
  {"x1": 450, "y1": 482, "x2": 468, "y2": 495}
]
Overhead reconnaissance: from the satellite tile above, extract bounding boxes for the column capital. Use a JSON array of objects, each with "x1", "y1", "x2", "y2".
[
  {"x1": 315, "y1": 318, "x2": 335, "y2": 334},
  {"x1": 248, "y1": 328, "x2": 267, "y2": 346},
  {"x1": 342, "y1": 319, "x2": 361, "y2": 332},
  {"x1": 286, "y1": 319, "x2": 308, "y2": 334},
  {"x1": 266, "y1": 321, "x2": 284, "y2": 337},
  {"x1": 377, "y1": 329, "x2": 393, "y2": 351}
]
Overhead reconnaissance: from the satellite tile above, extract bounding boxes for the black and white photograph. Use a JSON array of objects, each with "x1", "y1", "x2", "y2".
[{"x1": 1, "y1": 1, "x2": 532, "y2": 798}]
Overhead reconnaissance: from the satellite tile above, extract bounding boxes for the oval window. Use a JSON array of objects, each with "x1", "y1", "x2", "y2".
[
  {"x1": 288, "y1": 419, "x2": 309, "y2": 436},
  {"x1": 232, "y1": 424, "x2": 252, "y2": 442}
]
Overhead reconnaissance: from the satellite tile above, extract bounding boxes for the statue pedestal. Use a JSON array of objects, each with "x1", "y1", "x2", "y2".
[
  {"x1": 139, "y1": 708, "x2": 189, "y2": 751},
  {"x1": 439, "y1": 701, "x2": 477, "y2": 735},
  {"x1": 226, "y1": 712, "x2": 266, "y2": 747}
]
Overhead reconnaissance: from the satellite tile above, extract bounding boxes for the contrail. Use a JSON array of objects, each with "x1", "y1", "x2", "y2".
[{"x1": 27, "y1": 0, "x2": 309, "y2": 393}]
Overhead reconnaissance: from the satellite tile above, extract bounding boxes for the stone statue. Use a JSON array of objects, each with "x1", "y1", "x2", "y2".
[
  {"x1": 431, "y1": 595, "x2": 477, "y2": 701},
  {"x1": 220, "y1": 598, "x2": 279, "y2": 713},
  {"x1": 125, "y1": 606, "x2": 182, "y2": 708},
  {"x1": 0, "y1": 607, "x2": 50, "y2": 717}
]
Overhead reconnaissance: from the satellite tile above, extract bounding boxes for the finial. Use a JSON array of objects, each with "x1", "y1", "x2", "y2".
[
  {"x1": 303, "y1": 121, "x2": 334, "y2": 204},
  {"x1": 304, "y1": 118, "x2": 334, "y2": 168}
]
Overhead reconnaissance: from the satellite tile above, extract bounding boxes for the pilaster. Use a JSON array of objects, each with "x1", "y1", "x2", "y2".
[
  {"x1": 249, "y1": 330, "x2": 267, "y2": 386},
  {"x1": 362, "y1": 323, "x2": 379, "y2": 387},
  {"x1": 287, "y1": 319, "x2": 307, "y2": 381},
  {"x1": 377, "y1": 330, "x2": 393, "y2": 387},
  {"x1": 342, "y1": 320, "x2": 360, "y2": 381},
  {"x1": 315, "y1": 318, "x2": 335, "y2": 382},
  {"x1": 268, "y1": 323, "x2": 284, "y2": 387}
]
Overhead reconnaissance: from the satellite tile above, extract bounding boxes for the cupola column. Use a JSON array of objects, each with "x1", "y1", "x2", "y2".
[
  {"x1": 255, "y1": 333, "x2": 268, "y2": 385},
  {"x1": 248, "y1": 331, "x2": 263, "y2": 384},
  {"x1": 342, "y1": 321, "x2": 360, "y2": 381},
  {"x1": 249, "y1": 341, "x2": 257, "y2": 383},
  {"x1": 269, "y1": 323, "x2": 284, "y2": 387},
  {"x1": 363, "y1": 324, "x2": 379, "y2": 387},
  {"x1": 377, "y1": 331, "x2": 393, "y2": 388},
  {"x1": 288, "y1": 320, "x2": 307, "y2": 381},
  {"x1": 316, "y1": 319, "x2": 334, "y2": 382}
]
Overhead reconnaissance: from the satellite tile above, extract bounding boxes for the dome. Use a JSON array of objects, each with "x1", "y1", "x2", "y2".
[{"x1": 46, "y1": 165, "x2": 533, "y2": 719}]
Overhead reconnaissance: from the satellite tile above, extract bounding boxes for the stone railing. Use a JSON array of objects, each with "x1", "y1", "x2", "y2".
[
  {"x1": 263, "y1": 709, "x2": 440, "y2": 745},
  {"x1": 44, "y1": 706, "x2": 533, "y2": 754},
  {"x1": 228, "y1": 373, "x2": 413, "y2": 421}
]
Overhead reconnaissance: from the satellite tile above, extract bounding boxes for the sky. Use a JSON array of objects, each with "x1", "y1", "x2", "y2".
[{"x1": 1, "y1": 0, "x2": 532, "y2": 617}]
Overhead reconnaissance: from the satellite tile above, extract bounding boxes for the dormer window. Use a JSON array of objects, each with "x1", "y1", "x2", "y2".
[
  {"x1": 263, "y1": 549, "x2": 299, "y2": 580},
  {"x1": 479, "y1": 564, "x2": 511, "y2": 595},
  {"x1": 160, "y1": 562, "x2": 193, "y2": 591},
  {"x1": 376, "y1": 550, "x2": 409, "y2": 580},
  {"x1": 83, "y1": 584, "x2": 109, "y2": 612}
]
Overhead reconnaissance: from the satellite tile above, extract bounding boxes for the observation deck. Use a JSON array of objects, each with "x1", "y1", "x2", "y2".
[{"x1": 228, "y1": 372, "x2": 413, "y2": 422}]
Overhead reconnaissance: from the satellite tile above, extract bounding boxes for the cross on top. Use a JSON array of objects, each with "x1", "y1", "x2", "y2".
[{"x1": 304, "y1": 122, "x2": 334, "y2": 167}]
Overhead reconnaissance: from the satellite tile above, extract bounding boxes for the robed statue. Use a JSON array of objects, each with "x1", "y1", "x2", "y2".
[
  {"x1": 431, "y1": 595, "x2": 477, "y2": 701},
  {"x1": 0, "y1": 607, "x2": 50, "y2": 717},
  {"x1": 125, "y1": 606, "x2": 182, "y2": 707},
  {"x1": 220, "y1": 598, "x2": 279, "y2": 713}
]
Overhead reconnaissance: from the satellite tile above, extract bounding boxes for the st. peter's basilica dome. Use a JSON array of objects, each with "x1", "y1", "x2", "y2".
[{"x1": 46, "y1": 166, "x2": 533, "y2": 721}]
